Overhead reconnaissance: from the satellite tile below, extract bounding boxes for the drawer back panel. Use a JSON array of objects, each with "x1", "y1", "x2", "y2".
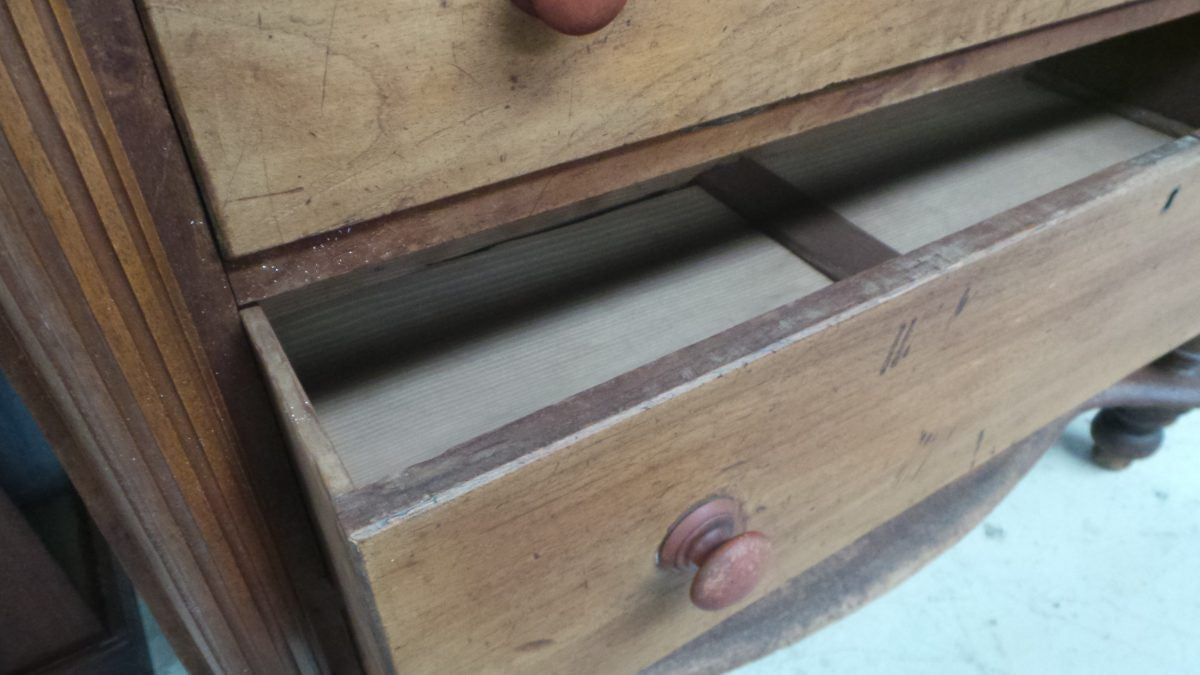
[{"x1": 754, "y1": 74, "x2": 1172, "y2": 252}]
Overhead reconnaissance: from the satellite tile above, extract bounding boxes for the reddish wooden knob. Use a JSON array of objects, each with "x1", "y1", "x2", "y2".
[
  {"x1": 658, "y1": 497, "x2": 770, "y2": 611},
  {"x1": 511, "y1": 0, "x2": 627, "y2": 36}
]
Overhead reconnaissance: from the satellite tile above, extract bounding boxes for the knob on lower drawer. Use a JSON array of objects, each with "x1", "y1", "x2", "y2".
[
  {"x1": 510, "y1": 0, "x2": 627, "y2": 36},
  {"x1": 658, "y1": 497, "x2": 770, "y2": 611}
]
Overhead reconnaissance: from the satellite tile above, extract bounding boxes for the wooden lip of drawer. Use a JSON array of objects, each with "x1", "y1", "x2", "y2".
[{"x1": 243, "y1": 93, "x2": 1200, "y2": 671}]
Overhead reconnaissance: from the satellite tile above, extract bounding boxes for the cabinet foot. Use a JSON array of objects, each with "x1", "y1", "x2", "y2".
[{"x1": 1090, "y1": 336, "x2": 1200, "y2": 470}]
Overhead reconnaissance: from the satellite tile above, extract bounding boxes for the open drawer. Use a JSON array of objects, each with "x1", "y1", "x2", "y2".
[{"x1": 243, "y1": 73, "x2": 1200, "y2": 673}]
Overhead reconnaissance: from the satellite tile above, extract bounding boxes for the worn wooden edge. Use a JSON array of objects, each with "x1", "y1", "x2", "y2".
[
  {"x1": 241, "y1": 306, "x2": 394, "y2": 675},
  {"x1": 695, "y1": 157, "x2": 900, "y2": 280},
  {"x1": 644, "y1": 418, "x2": 1071, "y2": 674},
  {"x1": 241, "y1": 308, "x2": 355, "y2": 499},
  {"x1": 61, "y1": 1, "x2": 363, "y2": 671},
  {"x1": 332, "y1": 134, "x2": 1200, "y2": 536},
  {"x1": 224, "y1": 0, "x2": 1200, "y2": 305}
]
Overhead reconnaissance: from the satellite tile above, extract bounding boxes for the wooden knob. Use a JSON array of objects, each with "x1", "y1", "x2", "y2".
[
  {"x1": 658, "y1": 497, "x2": 770, "y2": 611},
  {"x1": 510, "y1": 0, "x2": 627, "y2": 36}
]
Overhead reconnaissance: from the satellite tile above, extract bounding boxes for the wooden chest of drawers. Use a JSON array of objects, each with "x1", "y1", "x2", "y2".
[
  {"x1": 2, "y1": 2, "x2": 1198, "y2": 674},
  {"x1": 243, "y1": 72, "x2": 1200, "y2": 672}
]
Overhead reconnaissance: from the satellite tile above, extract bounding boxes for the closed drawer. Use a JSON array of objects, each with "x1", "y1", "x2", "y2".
[
  {"x1": 243, "y1": 74, "x2": 1200, "y2": 673},
  {"x1": 143, "y1": 0, "x2": 1141, "y2": 257}
]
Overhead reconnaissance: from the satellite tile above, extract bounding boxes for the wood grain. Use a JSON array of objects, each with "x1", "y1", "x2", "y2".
[
  {"x1": 143, "y1": 0, "x2": 1140, "y2": 257},
  {"x1": 646, "y1": 419, "x2": 1069, "y2": 675},
  {"x1": 219, "y1": 0, "x2": 1200, "y2": 304},
  {"x1": 343, "y1": 138, "x2": 1200, "y2": 672},
  {"x1": 0, "y1": 1, "x2": 336, "y2": 671},
  {"x1": 242, "y1": 307, "x2": 391, "y2": 675},
  {"x1": 61, "y1": 1, "x2": 362, "y2": 670}
]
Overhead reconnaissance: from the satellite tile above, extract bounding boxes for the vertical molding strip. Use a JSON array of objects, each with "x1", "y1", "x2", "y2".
[{"x1": 0, "y1": 1, "x2": 329, "y2": 672}]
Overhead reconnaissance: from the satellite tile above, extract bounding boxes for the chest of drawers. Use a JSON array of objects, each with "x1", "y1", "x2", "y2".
[{"x1": 1, "y1": 1, "x2": 1198, "y2": 673}]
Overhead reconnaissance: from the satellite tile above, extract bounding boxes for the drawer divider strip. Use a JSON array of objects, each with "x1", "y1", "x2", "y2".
[{"x1": 696, "y1": 157, "x2": 899, "y2": 280}]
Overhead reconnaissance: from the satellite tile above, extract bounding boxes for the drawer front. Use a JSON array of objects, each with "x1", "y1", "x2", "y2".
[
  {"x1": 143, "y1": 0, "x2": 1131, "y2": 257},
  {"x1": 334, "y1": 138, "x2": 1200, "y2": 673}
]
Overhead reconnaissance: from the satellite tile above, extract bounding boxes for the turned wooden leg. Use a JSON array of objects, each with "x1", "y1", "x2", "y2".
[{"x1": 1091, "y1": 336, "x2": 1200, "y2": 470}]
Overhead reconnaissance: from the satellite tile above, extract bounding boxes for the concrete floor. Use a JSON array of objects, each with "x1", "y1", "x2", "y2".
[{"x1": 735, "y1": 411, "x2": 1200, "y2": 675}]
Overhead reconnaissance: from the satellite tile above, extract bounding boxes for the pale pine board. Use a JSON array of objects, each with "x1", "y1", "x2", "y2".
[
  {"x1": 141, "y1": 0, "x2": 1130, "y2": 255},
  {"x1": 753, "y1": 75, "x2": 1173, "y2": 252}
]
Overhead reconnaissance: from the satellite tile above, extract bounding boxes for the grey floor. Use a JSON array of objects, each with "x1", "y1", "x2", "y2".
[{"x1": 735, "y1": 411, "x2": 1200, "y2": 675}]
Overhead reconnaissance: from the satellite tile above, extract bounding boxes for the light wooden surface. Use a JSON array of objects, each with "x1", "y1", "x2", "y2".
[
  {"x1": 142, "y1": 0, "x2": 1134, "y2": 256},
  {"x1": 219, "y1": 0, "x2": 1200, "y2": 303},
  {"x1": 0, "y1": 1, "x2": 329, "y2": 671},
  {"x1": 754, "y1": 74, "x2": 1173, "y2": 252},
  {"x1": 267, "y1": 188, "x2": 830, "y2": 486},
  {"x1": 351, "y1": 138, "x2": 1200, "y2": 672}
]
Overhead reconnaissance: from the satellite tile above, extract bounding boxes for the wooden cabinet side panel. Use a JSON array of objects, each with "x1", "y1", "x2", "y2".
[{"x1": 0, "y1": 1, "x2": 347, "y2": 671}]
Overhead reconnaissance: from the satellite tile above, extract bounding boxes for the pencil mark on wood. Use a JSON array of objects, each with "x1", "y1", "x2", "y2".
[
  {"x1": 1162, "y1": 186, "x2": 1180, "y2": 213},
  {"x1": 954, "y1": 285, "x2": 971, "y2": 317},
  {"x1": 232, "y1": 186, "x2": 304, "y2": 202},
  {"x1": 971, "y1": 429, "x2": 986, "y2": 468},
  {"x1": 721, "y1": 458, "x2": 751, "y2": 474},
  {"x1": 880, "y1": 318, "x2": 917, "y2": 375},
  {"x1": 516, "y1": 639, "x2": 555, "y2": 653},
  {"x1": 319, "y1": 1, "x2": 341, "y2": 113}
]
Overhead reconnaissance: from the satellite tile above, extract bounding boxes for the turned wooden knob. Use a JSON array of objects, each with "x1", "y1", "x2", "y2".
[
  {"x1": 658, "y1": 497, "x2": 770, "y2": 611},
  {"x1": 510, "y1": 0, "x2": 627, "y2": 36}
]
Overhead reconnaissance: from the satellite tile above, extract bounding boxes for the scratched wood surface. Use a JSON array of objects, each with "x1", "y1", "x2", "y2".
[
  {"x1": 140, "y1": 0, "x2": 1137, "y2": 256},
  {"x1": 344, "y1": 137, "x2": 1200, "y2": 673}
]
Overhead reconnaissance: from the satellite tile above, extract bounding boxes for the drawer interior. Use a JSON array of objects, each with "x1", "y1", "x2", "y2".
[
  {"x1": 752, "y1": 74, "x2": 1173, "y2": 253},
  {"x1": 268, "y1": 189, "x2": 832, "y2": 486},
  {"x1": 260, "y1": 71, "x2": 1183, "y2": 492}
]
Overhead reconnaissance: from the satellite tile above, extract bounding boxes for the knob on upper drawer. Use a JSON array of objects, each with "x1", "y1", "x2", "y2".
[
  {"x1": 658, "y1": 497, "x2": 770, "y2": 610},
  {"x1": 510, "y1": 0, "x2": 627, "y2": 35}
]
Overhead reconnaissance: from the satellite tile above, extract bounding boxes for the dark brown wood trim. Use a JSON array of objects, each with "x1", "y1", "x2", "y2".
[
  {"x1": 223, "y1": 0, "x2": 1200, "y2": 305},
  {"x1": 61, "y1": 1, "x2": 362, "y2": 671},
  {"x1": 0, "y1": 0, "x2": 353, "y2": 671},
  {"x1": 695, "y1": 158, "x2": 899, "y2": 280}
]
